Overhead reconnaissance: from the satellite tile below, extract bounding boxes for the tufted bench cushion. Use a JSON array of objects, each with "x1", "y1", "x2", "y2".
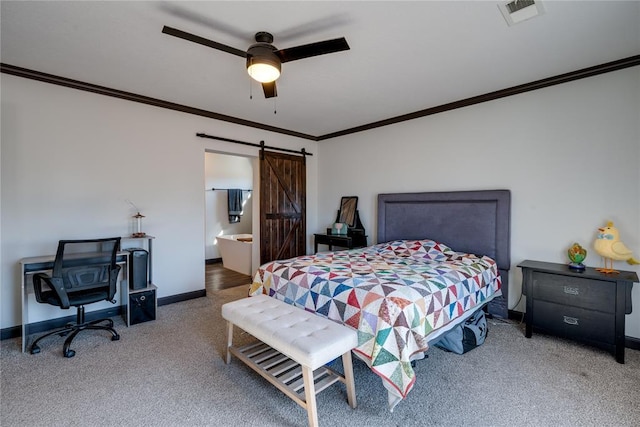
[
  {"x1": 222, "y1": 294, "x2": 357, "y2": 427},
  {"x1": 222, "y1": 294, "x2": 358, "y2": 369}
]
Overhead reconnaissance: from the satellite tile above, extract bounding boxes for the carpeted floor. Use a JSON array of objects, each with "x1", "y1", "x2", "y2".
[{"x1": 1, "y1": 285, "x2": 639, "y2": 426}]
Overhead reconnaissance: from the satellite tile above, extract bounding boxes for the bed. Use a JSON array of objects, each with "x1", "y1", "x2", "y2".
[{"x1": 250, "y1": 190, "x2": 511, "y2": 409}]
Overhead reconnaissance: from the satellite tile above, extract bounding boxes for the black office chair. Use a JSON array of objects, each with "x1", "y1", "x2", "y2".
[{"x1": 31, "y1": 237, "x2": 122, "y2": 358}]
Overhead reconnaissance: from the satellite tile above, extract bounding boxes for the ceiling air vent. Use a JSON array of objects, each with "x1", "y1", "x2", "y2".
[{"x1": 498, "y1": 0, "x2": 545, "y2": 26}]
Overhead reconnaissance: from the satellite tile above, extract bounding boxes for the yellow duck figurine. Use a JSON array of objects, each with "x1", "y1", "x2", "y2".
[{"x1": 594, "y1": 221, "x2": 640, "y2": 274}]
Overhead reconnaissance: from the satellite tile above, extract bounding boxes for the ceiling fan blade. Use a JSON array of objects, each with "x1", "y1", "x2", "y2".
[
  {"x1": 159, "y1": 4, "x2": 247, "y2": 40},
  {"x1": 262, "y1": 81, "x2": 277, "y2": 98},
  {"x1": 162, "y1": 26, "x2": 246, "y2": 58},
  {"x1": 276, "y1": 37, "x2": 349, "y2": 63},
  {"x1": 276, "y1": 15, "x2": 350, "y2": 44}
]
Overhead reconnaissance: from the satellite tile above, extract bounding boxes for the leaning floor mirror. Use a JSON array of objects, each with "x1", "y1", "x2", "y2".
[{"x1": 337, "y1": 196, "x2": 358, "y2": 228}]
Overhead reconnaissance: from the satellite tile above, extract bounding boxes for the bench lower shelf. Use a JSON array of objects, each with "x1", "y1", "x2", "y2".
[{"x1": 229, "y1": 340, "x2": 348, "y2": 407}]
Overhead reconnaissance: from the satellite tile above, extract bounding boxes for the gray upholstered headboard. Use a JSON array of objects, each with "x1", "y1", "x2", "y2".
[{"x1": 377, "y1": 190, "x2": 511, "y2": 317}]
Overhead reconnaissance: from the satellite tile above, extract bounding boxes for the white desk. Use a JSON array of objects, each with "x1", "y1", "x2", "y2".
[{"x1": 19, "y1": 252, "x2": 128, "y2": 353}]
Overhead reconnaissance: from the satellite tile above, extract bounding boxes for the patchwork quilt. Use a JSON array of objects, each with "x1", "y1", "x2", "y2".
[{"x1": 249, "y1": 239, "x2": 501, "y2": 409}]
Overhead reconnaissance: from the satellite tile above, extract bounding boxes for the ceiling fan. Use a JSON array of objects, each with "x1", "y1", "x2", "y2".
[{"x1": 162, "y1": 26, "x2": 350, "y2": 98}]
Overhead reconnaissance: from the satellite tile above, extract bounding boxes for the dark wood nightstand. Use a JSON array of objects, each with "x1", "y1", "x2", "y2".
[
  {"x1": 518, "y1": 260, "x2": 638, "y2": 363},
  {"x1": 314, "y1": 233, "x2": 367, "y2": 253}
]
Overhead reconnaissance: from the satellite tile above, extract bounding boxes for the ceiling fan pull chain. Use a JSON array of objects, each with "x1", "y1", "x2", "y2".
[
  {"x1": 249, "y1": 78, "x2": 253, "y2": 100},
  {"x1": 274, "y1": 98, "x2": 277, "y2": 115}
]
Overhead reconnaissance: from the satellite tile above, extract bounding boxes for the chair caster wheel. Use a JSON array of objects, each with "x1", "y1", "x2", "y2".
[
  {"x1": 64, "y1": 349, "x2": 76, "y2": 358},
  {"x1": 30, "y1": 345, "x2": 41, "y2": 355},
  {"x1": 112, "y1": 334, "x2": 120, "y2": 341}
]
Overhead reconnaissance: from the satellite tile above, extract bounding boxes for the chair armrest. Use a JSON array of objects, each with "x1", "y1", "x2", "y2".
[
  {"x1": 107, "y1": 265, "x2": 122, "y2": 302},
  {"x1": 33, "y1": 273, "x2": 70, "y2": 309}
]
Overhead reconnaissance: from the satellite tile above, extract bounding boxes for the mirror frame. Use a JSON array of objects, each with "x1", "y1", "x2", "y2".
[{"x1": 338, "y1": 196, "x2": 358, "y2": 227}]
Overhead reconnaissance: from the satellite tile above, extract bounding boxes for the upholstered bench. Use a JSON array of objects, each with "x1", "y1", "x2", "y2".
[{"x1": 221, "y1": 295, "x2": 358, "y2": 427}]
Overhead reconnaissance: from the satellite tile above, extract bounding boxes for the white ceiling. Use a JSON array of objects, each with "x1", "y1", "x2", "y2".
[{"x1": 2, "y1": 1, "x2": 639, "y2": 138}]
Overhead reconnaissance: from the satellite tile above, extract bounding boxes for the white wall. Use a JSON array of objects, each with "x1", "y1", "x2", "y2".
[
  {"x1": 204, "y1": 152, "x2": 253, "y2": 260},
  {"x1": 0, "y1": 74, "x2": 318, "y2": 329},
  {"x1": 317, "y1": 66, "x2": 640, "y2": 338},
  {"x1": 2, "y1": 67, "x2": 637, "y2": 338}
]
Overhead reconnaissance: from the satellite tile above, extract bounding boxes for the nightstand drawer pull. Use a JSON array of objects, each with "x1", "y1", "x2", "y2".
[
  {"x1": 563, "y1": 316, "x2": 579, "y2": 326},
  {"x1": 563, "y1": 286, "x2": 579, "y2": 295}
]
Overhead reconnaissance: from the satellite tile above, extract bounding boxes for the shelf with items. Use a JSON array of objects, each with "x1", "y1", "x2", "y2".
[{"x1": 120, "y1": 235, "x2": 156, "y2": 326}]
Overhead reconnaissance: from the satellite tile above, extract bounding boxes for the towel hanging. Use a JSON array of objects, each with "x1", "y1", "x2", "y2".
[{"x1": 227, "y1": 189, "x2": 243, "y2": 224}]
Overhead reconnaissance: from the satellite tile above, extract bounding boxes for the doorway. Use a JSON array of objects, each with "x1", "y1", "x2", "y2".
[
  {"x1": 203, "y1": 148, "x2": 308, "y2": 290},
  {"x1": 204, "y1": 152, "x2": 254, "y2": 290}
]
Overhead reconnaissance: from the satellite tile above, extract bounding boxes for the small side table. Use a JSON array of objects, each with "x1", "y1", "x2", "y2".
[
  {"x1": 314, "y1": 233, "x2": 367, "y2": 253},
  {"x1": 518, "y1": 260, "x2": 638, "y2": 364}
]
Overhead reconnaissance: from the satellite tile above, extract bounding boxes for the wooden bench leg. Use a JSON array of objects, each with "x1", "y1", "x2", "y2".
[
  {"x1": 225, "y1": 321, "x2": 234, "y2": 364},
  {"x1": 342, "y1": 351, "x2": 357, "y2": 409},
  {"x1": 302, "y1": 366, "x2": 319, "y2": 427}
]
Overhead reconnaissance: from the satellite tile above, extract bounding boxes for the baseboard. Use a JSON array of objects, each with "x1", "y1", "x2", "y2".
[
  {"x1": 626, "y1": 335, "x2": 640, "y2": 350},
  {"x1": 1, "y1": 289, "x2": 207, "y2": 341},
  {"x1": 508, "y1": 309, "x2": 525, "y2": 322},
  {"x1": 158, "y1": 289, "x2": 206, "y2": 306},
  {"x1": 1, "y1": 325, "x2": 23, "y2": 341},
  {"x1": 0, "y1": 306, "x2": 121, "y2": 341},
  {"x1": 205, "y1": 258, "x2": 222, "y2": 265}
]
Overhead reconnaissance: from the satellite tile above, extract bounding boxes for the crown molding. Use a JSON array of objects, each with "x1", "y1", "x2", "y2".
[
  {"x1": 0, "y1": 63, "x2": 317, "y2": 141},
  {"x1": 318, "y1": 55, "x2": 640, "y2": 140},
  {"x1": 3, "y1": 54, "x2": 638, "y2": 142}
]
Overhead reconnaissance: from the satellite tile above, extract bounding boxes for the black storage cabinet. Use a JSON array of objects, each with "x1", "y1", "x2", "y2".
[
  {"x1": 519, "y1": 260, "x2": 637, "y2": 364},
  {"x1": 129, "y1": 288, "x2": 156, "y2": 325}
]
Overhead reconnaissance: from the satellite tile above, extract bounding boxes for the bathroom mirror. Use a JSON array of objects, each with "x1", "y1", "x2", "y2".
[{"x1": 338, "y1": 196, "x2": 358, "y2": 227}]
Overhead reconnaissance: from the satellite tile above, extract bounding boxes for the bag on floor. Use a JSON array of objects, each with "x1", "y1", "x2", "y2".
[{"x1": 433, "y1": 309, "x2": 488, "y2": 354}]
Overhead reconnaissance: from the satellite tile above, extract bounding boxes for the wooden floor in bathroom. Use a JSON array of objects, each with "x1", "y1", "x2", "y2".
[{"x1": 205, "y1": 262, "x2": 252, "y2": 292}]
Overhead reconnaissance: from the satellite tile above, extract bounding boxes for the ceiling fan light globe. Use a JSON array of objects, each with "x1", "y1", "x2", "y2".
[{"x1": 247, "y1": 63, "x2": 281, "y2": 83}]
